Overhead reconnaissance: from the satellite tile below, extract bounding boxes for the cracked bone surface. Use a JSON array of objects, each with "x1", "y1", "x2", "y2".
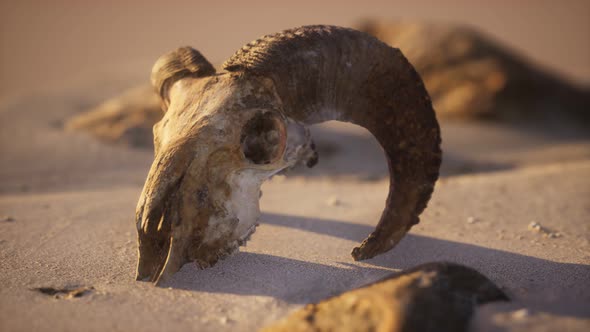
[{"x1": 136, "y1": 25, "x2": 441, "y2": 284}]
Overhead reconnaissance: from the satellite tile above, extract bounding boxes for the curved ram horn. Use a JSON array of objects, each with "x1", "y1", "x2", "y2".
[
  {"x1": 151, "y1": 46, "x2": 216, "y2": 111},
  {"x1": 224, "y1": 25, "x2": 442, "y2": 260}
]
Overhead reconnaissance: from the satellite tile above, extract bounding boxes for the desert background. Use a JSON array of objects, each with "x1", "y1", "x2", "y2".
[{"x1": 1, "y1": 1, "x2": 589, "y2": 331}]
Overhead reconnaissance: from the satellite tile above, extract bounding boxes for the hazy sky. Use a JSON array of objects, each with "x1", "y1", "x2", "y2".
[{"x1": 1, "y1": 0, "x2": 589, "y2": 96}]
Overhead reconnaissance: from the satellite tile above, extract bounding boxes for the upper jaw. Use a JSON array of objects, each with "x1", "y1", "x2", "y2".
[
  {"x1": 195, "y1": 167, "x2": 275, "y2": 265},
  {"x1": 135, "y1": 160, "x2": 275, "y2": 283}
]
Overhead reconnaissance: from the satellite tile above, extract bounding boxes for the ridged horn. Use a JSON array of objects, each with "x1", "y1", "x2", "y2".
[
  {"x1": 151, "y1": 46, "x2": 216, "y2": 111},
  {"x1": 224, "y1": 25, "x2": 442, "y2": 261}
]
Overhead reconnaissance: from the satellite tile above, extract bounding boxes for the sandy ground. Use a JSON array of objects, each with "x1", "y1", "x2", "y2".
[
  {"x1": 1, "y1": 161, "x2": 589, "y2": 332},
  {"x1": 1, "y1": 2, "x2": 590, "y2": 331},
  {"x1": 1, "y1": 73, "x2": 589, "y2": 331}
]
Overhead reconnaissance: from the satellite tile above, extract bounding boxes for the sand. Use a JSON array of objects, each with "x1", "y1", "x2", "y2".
[
  {"x1": 1, "y1": 80, "x2": 589, "y2": 330},
  {"x1": 1, "y1": 2, "x2": 589, "y2": 331}
]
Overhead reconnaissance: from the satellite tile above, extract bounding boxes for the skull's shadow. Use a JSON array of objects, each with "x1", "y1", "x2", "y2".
[{"x1": 161, "y1": 212, "x2": 590, "y2": 320}]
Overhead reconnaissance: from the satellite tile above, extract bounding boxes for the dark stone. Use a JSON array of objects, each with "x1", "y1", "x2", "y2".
[{"x1": 261, "y1": 262, "x2": 508, "y2": 332}]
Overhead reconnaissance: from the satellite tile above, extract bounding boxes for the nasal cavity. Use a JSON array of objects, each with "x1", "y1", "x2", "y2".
[{"x1": 241, "y1": 112, "x2": 286, "y2": 165}]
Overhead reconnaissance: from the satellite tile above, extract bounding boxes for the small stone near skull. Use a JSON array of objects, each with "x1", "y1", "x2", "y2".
[
  {"x1": 326, "y1": 196, "x2": 341, "y2": 206},
  {"x1": 33, "y1": 286, "x2": 94, "y2": 299},
  {"x1": 1, "y1": 216, "x2": 15, "y2": 222},
  {"x1": 511, "y1": 308, "x2": 530, "y2": 320},
  {"x1": 528, "y1": 221, "x2": 561, "y2": 238}
]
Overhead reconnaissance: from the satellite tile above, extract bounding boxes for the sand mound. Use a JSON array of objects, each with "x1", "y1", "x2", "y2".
[
  {"x1": 64, "y1": 85, "x2": 161, "y2": 148},
  {"x1": 63, "y1": 22, "x2": 589, "y2": 149},
  {"x1": 358, "y1": 21, "x2": 590, "y2": 120}
]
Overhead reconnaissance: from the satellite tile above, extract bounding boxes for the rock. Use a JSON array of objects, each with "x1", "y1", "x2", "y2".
[
  {"x1": 326, "y1": 196, "x2": 341, "y2": 206},
  {"x1": 510, "y1": 308, "x2": 530, "y2": 320},
  {"x1": 64, "y1": 85, "x2": 161, "y2": 148},
  {"x1": 64, "y1": 22, "x2": 589, "y2": 149},
  {"x1": 32, "y1": 286, "x2": 94, "y2": 299},
  {"x1": 528, "y1": 221, "x2": 561, "y2": 238},
  {"x1": 358, "y1": 21, "x2": 590, "y2": 121},
  {"x1": 261, "y1": 262, "x2": 508, "y2": 332},
  {"x1": 528, "y1": 221, "x2": 542, "y2": 232}
]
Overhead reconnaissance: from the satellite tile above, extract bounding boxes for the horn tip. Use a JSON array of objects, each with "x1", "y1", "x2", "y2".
[{"x1": 351, "y1": 244, "x2": 377, "y2": 261}]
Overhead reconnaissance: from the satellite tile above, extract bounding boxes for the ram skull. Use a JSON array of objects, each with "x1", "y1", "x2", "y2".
[{"x1": 136, "y1": 25, "x2": 442, "y2": 284}]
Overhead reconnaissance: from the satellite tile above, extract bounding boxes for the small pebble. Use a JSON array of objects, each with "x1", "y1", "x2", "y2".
[
  {"x1": 528, "y1": 221, "x2": 561, "y2": 238},
  {"x1": 327, "y1": 197, "x2": 341, "y2": 206},
  {"x1": 467, "y1": 216, "x2": 478, "y2": 224},
  {"x1": 545, "y1": 232, "x2": 561, "y2": 239},
  {"x1": 219, "y1": 316, "x2": 233, "y2": 325},
  {"x1": 1, "y1": 216, "x2": 15, "y2": 222},
  {"x1": 511, "y1": 308, "x2": 530, "y2": 320},
  {"x1": 528, "y1": 221, "x2": 542, "y2": 232}
]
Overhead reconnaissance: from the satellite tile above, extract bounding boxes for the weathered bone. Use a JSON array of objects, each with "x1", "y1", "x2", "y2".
[{"x1": 136, "y1": 25, "x2": 441, "y2": 284}]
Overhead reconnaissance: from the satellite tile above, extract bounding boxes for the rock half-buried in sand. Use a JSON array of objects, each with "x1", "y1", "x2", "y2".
[
  {"x1": 358, "y1": 21, "x2": 590, "y2": 121},
  {"x1": 65, "y1": 21, "x2": 589, "y2": 148},
  {"x1": 65, "y1": 85, "x2": 161, "y2": 148},
  {"x1": 261, "y1": 262, "x2": 508, "y2": 332}
]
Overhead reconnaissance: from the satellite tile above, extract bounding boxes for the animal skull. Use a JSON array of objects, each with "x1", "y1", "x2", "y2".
[{"x1": 136, "y1": 25, "x2": 442, "y2": 284}]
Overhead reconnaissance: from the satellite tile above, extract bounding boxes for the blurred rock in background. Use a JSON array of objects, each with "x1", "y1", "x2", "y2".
[
  {"x1": 65, "y1": 85, "x2": 160, "y2": 148},
  {"x1": 65, "y1": 21, "x2": 590, "y2": 148},
  {"x1": 358, "y1": 20, "x2": 590, "y2": 121}
]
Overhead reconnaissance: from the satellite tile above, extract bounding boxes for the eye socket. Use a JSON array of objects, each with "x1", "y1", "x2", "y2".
[{"x1": 240, "y1": 112, "x2": 286, "y2": 165}]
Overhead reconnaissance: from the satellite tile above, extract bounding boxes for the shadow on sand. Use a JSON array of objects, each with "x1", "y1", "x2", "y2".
[
  {"x1": 164, "y1": 213, "x2": 590, "y2": 319},
  {"x1": 285, "y1": 119, "x2": 590, "y2": 181}
]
